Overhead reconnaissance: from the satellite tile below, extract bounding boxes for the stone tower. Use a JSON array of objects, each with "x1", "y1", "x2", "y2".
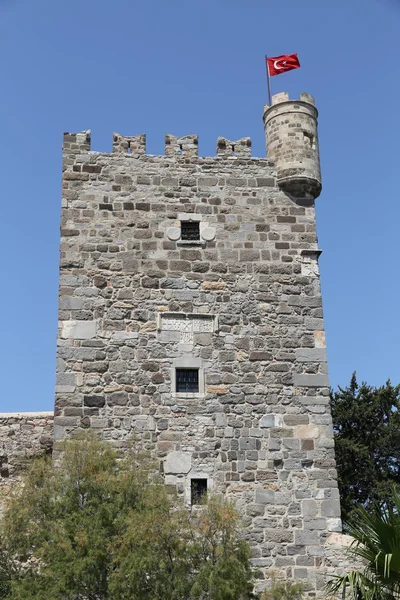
[{"x1": 56, "y1": 92, "x2": 341, "y2": 592}]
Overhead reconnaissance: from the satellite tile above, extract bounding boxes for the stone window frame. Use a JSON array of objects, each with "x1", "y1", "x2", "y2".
[
  {"x1": 177, "y1": 214, "x2": 203, "y2": 246},
  {"x1": 190, "y1": 478, "x2": 208, "y2": 505},
  {"x1": 185, "y1": 473, "x2": 213, "y2": 506},
  {"x1": 171, "y1": 357, "x2": 204, "y2": 398},
  {"x1": 166, "y1": 213, "x2": 216, "y2": 246}
]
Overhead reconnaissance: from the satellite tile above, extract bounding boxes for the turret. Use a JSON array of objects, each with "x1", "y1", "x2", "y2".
[{"x1": 263, "y1": 92, "x2": 322, "y2": 200}]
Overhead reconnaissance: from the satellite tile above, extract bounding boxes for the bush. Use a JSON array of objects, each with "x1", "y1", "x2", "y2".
[{"x1": 0, "y1": 432, "x2": 254, "y2": 600}]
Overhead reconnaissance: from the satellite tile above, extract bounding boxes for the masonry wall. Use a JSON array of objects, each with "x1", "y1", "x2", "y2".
[
  {"x1": 0, "y1": 413, "x2": 54, "y2": 516},
  {"x1": 53, "y1": 127, "x2": 341, "y2": 592}
]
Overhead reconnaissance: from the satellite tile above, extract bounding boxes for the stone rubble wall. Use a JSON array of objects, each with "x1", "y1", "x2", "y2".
[
  {"x1": 0, "y1": 413, "x2": 54, "y2": 515},
  {"x1": 0, "y1": 97, "x2": 354, "y2": 592},
  {"x1": 54, "y1": 126, "x2": 343, "y2": 593}
]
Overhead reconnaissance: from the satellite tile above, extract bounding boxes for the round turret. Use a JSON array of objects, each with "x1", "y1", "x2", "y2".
[{"x1": 263, "y1": 92, "x2": 322, "y2": 200}]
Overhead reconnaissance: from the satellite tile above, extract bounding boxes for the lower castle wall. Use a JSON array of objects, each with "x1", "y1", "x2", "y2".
[
  {"x1": 0, "y1": 412, "x2": 54, "y2": 516},
  {"x1": 0, "y1": 411, "x2": 356, "y2": 592}
]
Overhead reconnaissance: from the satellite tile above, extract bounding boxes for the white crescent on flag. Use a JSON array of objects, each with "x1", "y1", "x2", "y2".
[{"x1": 273, "y1": 60, "x2": 287, "y2": 70}]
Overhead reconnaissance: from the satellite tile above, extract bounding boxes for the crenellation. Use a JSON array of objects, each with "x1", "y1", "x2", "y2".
[
  {"x1": 165, "y1": 134, "x2": 199, "y2": 158},
  {"x1": 216, "y1": 136, "x2": 252, "y2": 158},
  {"x1": 271, "y1": 91, "x2": 289, "y2": 105},
  {"x1": 63, "y1": 130, "x2": 91, "y2": 154},
  {"x1": 112, "y1": 132, "x2": 146, "y2": 156}
]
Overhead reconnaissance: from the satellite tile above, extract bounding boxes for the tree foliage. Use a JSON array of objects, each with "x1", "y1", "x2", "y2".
[
  {"x1": 326, "y1": 488, "x2": 400, "y2": 600},
  {"x1": 331, "y1": 373, "x2": 400, "y2": 523},
  {"x1": 0, "y1": 432, "x2": 254, "y2": 600}
]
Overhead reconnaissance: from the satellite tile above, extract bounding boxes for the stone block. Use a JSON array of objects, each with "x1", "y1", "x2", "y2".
[
  {"x1": 249, "y1": 351, "x2": 272, "y2": 361},
  {"x1": 295, "y1": 348, "x2": 327, "y2": 362},
  {"x1": 54, "y1": 417, "x2": 79, "y2": 427},
  {"x1": 256, "y1": 177, "x2": 275, "y2": 187},
  {"x1": 268, "y1": 438, "x2": 281, "y2": 451},
  {"x1": 304, "y1": 317, "x2": 325, "y2": 330},
  {"x1": 294, "y1": 425, "x2": 320, "y2": 439},
  {"x1": 201, "y1": 281, "x2": 227, "y2": 291},
  {"x1": 314, "y1": 330, "x2": 326, "y2": 348},
  {"x1": 61, "y1": 320, "x2": 97, "y2": 340},
  {"x1": 53, "y1": 424, "x2": 66, "y2": 441},
  {"x1": 264, "y1": 529, "x2": 294, "y2": 543},
  {"x1": 164, "y1": 451, "x2": 191, "y2": 474},
  {"x1": 111, "y1": 331, "x2": 139, "y2": 341},
  {"x1": 294, "y1": 374, "x2": 330, "y2": 387},
  {"x1": 207, "y1": 385, "x2": 228, "y2": 395},
  {"x1": 59, "y1": 297, "x2": 84, "y2": 310},
  {"x1": 107, "y1": 391, "x2": 129, "y2": 406},
  {"x1": 304, "y1": 518, "x2": 327, "y2": 530},
  {"x1": 283, "y1": 438, "x2": 300, "y2": 450},
  {"x1": 294, "y1": 568, "x2": 308, "y2": 579},
  {"x1": 260, "y1": 414, "x2": 283, "y2": 428},
  {"x1": 133, "y1": 418, "x2": 150, "y2": 431},
  {"x1": 321, "y1": 499, "x2": 341, "y2": 517},
  {"x1": 302, "y1": 499, "x2": 318, "y2": 517},
  {"x1": 255, "y1": 489, "x2": 275, "y2": 504},
  {"x1": 56, "y1": 372, "x2": 75, "y2": 384},
  {"x1": 215, "y1": 413, "x2": 227, "y2": 427},
  {"x1": 295, "y1": 530, "x2": 321, "y2": 545},
  {"x1": 283, "y1": 415, "x2": 309, "y2": 426},
  {"x1": 84, "y1": 395, "x2": 105, "y2": 408},
  {"x1": 239, "y1": 438, "x2": 257, "y2": 450},
  {"x1": 91, "y1": 418, "x2": 108, "y2": 429},
  {"x1": 327, "y1": 517, "x2": 342, "y2": 532}
]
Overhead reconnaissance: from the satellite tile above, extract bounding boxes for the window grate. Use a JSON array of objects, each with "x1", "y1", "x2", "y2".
[
  {"x1": 191, "y1": 479, "x2": 207, "y2": 505},
  {"x1": 176, "y1": 369, "x2": 199, "y2": 393},
  {"x1": 181, "y1": 221, "x2": 200, "y2": 241}
]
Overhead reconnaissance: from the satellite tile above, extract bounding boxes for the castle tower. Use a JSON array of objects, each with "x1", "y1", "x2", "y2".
[
  {"x1": 55, "y1": 93, "x2": 341, "y2": 593},
  {"x1": 263, "y1": 92, "x2": 321, "y2": 200}
]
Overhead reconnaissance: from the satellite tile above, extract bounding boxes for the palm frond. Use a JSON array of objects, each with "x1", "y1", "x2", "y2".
[{"x1": 327, "y1": 570, "x2": 385, "y2": 600}]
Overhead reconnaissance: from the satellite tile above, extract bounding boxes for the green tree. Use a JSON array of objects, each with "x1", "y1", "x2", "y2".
[
  {"x1": 326, "y1": 489, "x2": 400, "y2": 600},
  {"x1": 0, "y1": 432, "x2": 254, "y2": 600},
  {"x1": 331, "y1": 373, "x2": 400, "y2": 523}
]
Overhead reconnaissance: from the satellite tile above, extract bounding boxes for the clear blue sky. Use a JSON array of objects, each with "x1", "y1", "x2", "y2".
[{"x1": 1, "y1": 0, "x2": 399, "y2": 412}]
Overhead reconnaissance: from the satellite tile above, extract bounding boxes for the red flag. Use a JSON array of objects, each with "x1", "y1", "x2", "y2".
[{"x1": 266, "y1": 54, "x2": 300, "y2": 77}]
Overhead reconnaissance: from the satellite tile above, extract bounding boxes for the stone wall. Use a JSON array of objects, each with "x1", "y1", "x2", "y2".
[
  {"x1": 55, "y1": 108, "x2": 340, "y2": 593},
  {"x1": 0, "y1": 92, "x2": 359, "y2": 594},
  {"x1": 0, "y1": 413, "x2": 54, "y2": 515}
]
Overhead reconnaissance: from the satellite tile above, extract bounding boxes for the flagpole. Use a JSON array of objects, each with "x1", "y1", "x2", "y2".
[{"x1": 265, "y1": 55, "x2": 272, "y2": 105}]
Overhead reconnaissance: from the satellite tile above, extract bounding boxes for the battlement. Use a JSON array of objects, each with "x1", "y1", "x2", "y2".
[
  {"x1": 266, "y1": 91, "x2": 316, "y2": 108},
  {"x1": 63, "y1": 131, "x2": 257, "y2": 160},
  {"x1": 113, "y1": 133, "x2": 146, "y2": 157},
  {"x1": 217, "y1": 137, "x2": 251, "y2": 158}
]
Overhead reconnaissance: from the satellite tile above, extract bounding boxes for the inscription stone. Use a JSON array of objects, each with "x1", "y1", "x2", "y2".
[{"x1": 159, "y1": 313, "x2": 215, "y2": 343}]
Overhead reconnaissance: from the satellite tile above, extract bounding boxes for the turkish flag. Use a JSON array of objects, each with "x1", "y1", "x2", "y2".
[{"x1": 267, "y1": 54, "x2": 300, "y2": 77}]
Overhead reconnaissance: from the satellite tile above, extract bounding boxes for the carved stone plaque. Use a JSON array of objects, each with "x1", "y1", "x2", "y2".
[
  {"x1": 159, "y1": 313, "x2": 215, "y2": 343},
  {"x1": 299, "y1": 251, "x2": 321, "y2": 277}
]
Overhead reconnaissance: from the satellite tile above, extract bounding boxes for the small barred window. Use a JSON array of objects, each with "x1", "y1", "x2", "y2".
[
  {"x1": 181, "y1": 221, "x2": 200, "y2": 241},
  {"x1": 176, "y1": 369, "x2": 199, "y2": 393}
]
